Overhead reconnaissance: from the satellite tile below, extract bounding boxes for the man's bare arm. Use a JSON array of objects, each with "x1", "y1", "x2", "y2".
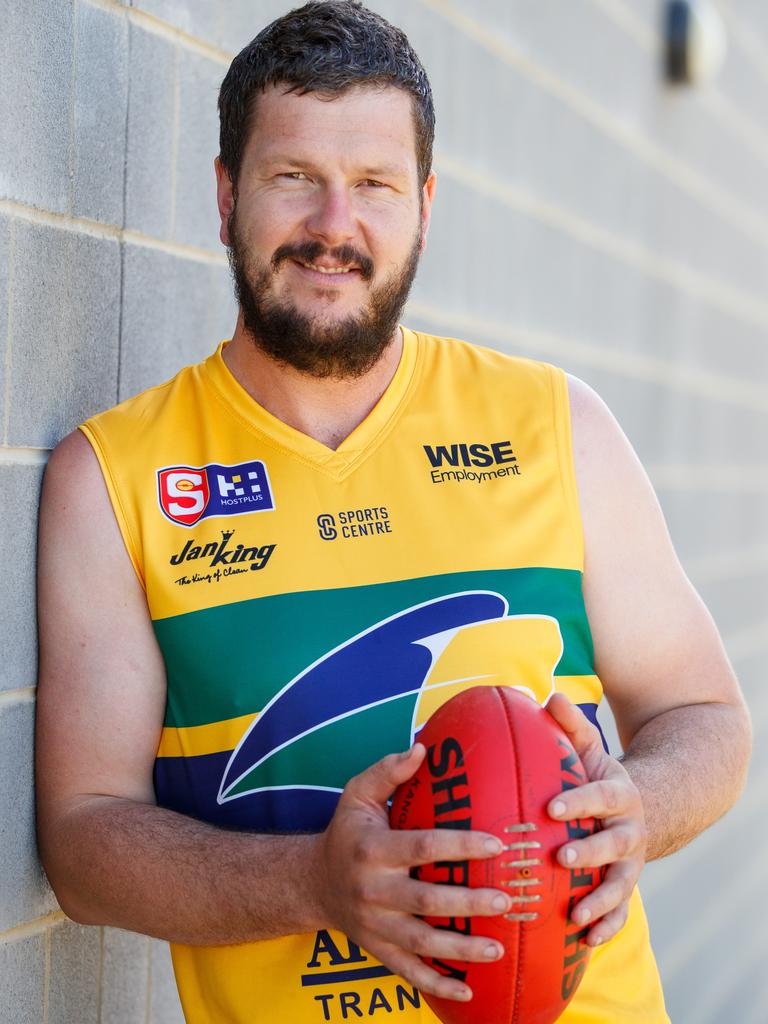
[
  {"x1": 621, "y1": 699, "x2": 748, "y2": 861},
  {"x1": 543, "y1": 377, "x2": 752, "y2": 945},
  {"x1": 36, "y1": 431, "x2": 508, "y2": 1001}
]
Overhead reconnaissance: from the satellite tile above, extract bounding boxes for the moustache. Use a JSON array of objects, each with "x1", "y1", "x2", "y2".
[{"x1": 271, "y1": 241, "x2": 375, "y2": 281}]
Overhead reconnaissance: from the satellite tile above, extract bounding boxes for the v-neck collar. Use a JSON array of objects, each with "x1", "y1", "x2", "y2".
[{"x1": 203, "y1": 325, "x2": 422, "y2": 480}]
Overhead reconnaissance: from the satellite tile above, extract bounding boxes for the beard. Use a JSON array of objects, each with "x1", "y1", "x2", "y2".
[{"x1": 226, "y1": 209, "x2": 422, "y2": 379}]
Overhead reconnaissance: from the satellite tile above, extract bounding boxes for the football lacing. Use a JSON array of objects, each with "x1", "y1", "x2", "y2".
[{"x1": 501, "y1": 823, "x2": 542, "y2": 922}]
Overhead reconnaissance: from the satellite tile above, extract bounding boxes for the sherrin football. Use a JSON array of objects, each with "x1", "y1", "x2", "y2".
[{"x1": 389, "y1": 686, "x2": 601, "y2": 1024}]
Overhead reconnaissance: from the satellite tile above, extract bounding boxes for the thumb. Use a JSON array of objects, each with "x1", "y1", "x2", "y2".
[
  {"x1": 343, "y1": 743, "x2": 427, "y2": 810},
  {"x1": 546, "y1": 692, "x2": 605, "y2": 774}
]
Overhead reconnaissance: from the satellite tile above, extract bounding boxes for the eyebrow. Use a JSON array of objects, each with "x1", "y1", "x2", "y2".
[{"x1": 260, "y1": 155, "x2": 409, "y2": 179}]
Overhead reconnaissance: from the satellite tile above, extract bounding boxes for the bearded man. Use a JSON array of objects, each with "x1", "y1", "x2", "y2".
[{"x1": 36, "y1": 3, "x2": 750, "y2": 1022}]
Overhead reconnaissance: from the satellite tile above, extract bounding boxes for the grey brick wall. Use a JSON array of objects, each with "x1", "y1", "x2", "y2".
[{"x1": 1, "y1": 2, "x2": 764, "y2": 1021}]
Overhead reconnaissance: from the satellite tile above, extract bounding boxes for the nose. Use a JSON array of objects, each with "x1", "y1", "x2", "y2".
[{"x1": 304, "y1": 185, "x2": 357, "y2": 246}]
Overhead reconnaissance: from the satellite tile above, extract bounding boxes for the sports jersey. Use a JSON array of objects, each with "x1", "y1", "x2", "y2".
[{"x1": 80, "y1": 326, "x2": 669, "y2": 1024}]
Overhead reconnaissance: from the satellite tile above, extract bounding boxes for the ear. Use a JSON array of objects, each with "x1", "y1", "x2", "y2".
[
  {"x1": 418, "y1": 170, "x2": 437, "y2": 255},
  {"x1": 215, "y1": 156, "x2": 235, "y2": 247}
]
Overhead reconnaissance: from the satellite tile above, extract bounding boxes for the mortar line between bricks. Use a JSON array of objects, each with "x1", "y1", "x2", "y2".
[
  {"x1": 43, "y1": 924, "x2": 51, "y2": 1024},
  {"x1": 0, "y1": 687, "x2": 36, "y2": 707},
  {"x1": 96, "y1": 927, "x2": 105, "y2": 1024},
  {"x1": 7, "y1": 170, "x2": 768, "y2": 321},
  {"x1": 116, "y1": 241, "x2": 125, "y2": 405},
  {"x1": 435, "y1": 152, "x2": 768, "y2": 333},
  {"x1": 69, "y1": 0, "x2": 79, "y2": 215},
  {"x1": 81, "y1": 0, "x2": 233, "y2": 64},
  {"x1": 144, "y1": 937, "x2": 153, "y2": 1024},
  {"x1": 2, "y1": 221, "x2": 15, "y2": 445},
  {"x1": 587, "y1": 0, "x2": 656, "y2": 49},
  {"x1": 404, "y1": 300, "x2": 768, "y2": 413},
  {"x1": 122, "y1": 230, "x2": 227, "y2": 264},
  {"x1": 168, "y1": 43, "x2": 182, "y2": 241},
  {"x1": 0, "y1": 200, "x2": 228, "y2": 264},
  {"x1": 116, "y1": 12, "x2": 132, "y2": 408},
  {"x1": 0, "y1": 447, "x2": 50, "y2": 465},
  {"x1": 126, "y1": 7, "x2": 232, "y2": 64},
  {"x1": 0, "y1": 912, "x2": 66, "y2": 944},
  {"x1": 417, "y1": 0, "x2": 768, "y2": 254}
]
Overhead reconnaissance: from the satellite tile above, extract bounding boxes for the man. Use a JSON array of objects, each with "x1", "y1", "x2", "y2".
[{"x1": 36, "y1": 2, "x2": 750, "y2": 1022}]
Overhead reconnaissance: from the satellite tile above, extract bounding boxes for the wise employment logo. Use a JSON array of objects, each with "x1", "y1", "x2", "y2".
[
  {"x1": 217, "y1": 592, "x2": 564, "y2": 827},
  {"x1": 157, "y1": 460, "x2": 274, "y2": 527}
]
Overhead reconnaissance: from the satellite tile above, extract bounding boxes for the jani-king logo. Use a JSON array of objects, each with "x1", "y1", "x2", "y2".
[{"x1": 157, "y1": 460, "x2": 275, "y2": 527}]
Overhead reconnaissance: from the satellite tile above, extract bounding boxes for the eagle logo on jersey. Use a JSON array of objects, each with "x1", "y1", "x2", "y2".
[{"x1": 217, "y1": 592, "x2": 563, "y2": 808}]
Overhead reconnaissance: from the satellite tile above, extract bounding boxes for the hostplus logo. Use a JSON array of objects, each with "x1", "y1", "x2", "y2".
[
  {"x1": 157, "y1": 459, "x2": 275, "y2": 526},
  {"x1": 423, "y1": 440, "x2": 521, "y2": 484}
]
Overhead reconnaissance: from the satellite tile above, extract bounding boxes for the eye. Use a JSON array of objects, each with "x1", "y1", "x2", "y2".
[
  {"x1": 361, "y1": 179, "x2": 386, "y2": 188},
  {"x1": 279, "y1": 171, "x2": 308, "y2": 181}
]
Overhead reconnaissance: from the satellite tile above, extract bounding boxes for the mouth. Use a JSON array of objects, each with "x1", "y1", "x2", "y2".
[{"x1": 291, "y1": 259, "x2": 363, "y2": 283}]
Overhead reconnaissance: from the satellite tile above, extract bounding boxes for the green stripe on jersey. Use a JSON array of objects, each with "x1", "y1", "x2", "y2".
[{"x1": 154, "y1": 567, "x2": 595, "y2": 729}]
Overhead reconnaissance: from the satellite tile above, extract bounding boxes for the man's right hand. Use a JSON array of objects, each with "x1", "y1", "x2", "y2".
[{"x1": 313, "y1": 743, "x2": 513, "y2": 1003}]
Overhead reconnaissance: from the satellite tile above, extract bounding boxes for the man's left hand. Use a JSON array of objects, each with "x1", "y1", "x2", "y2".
[{"x1": 545, "y1": 692, "x2": 648, "y2": 947}]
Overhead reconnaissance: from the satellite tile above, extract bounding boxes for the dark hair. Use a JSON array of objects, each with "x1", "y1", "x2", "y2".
[{"x1": 218, "y1": 0, "x2": 435, "y2": 194}]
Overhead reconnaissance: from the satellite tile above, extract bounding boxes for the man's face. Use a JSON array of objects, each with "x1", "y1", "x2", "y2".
[{"x1": 216, "y1": 84, "x2": 435, "y2": 378}]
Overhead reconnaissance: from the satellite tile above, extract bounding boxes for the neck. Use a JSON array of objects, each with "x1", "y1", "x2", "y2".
[{"x1": 221, "y1": 312, "x2": 404, "y2": 451}]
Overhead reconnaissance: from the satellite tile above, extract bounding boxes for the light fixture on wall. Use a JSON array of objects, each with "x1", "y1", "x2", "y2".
[{"x1": 665, "y1": 0, "x2": 727, "y2": 85}]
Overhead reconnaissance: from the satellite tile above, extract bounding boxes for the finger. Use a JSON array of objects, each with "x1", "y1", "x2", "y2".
[
  {"x1": 390, "y1": 827, "x2": 502, "y2": 868},
  {"x1": 569, "y1": 860, "x2": 639, "y2": 927},
  {"x1": 545, "y1": 693, "x2": 604, "y2": 765},
  {"x1": 548, "y1": 778, "x2": 634, "y2": 822},
  {"x1": 585, "y1": 898, "x2": 631, "y2": 946},
  {"x1": 397, "y1": 915, "x2": 505, "y2": 965},
  {"x1": 386, "y1": 878, "x2": 512, "y2": 919},
  {"x1": 367, "y1": 939, "x2": 473, "y2": 1003},
  {"x1": 557, "y1": 820, "x2": 642, "y2": 870},
  {"x1": 344, "y1": 744, "x2": 427, "y2": 808}
]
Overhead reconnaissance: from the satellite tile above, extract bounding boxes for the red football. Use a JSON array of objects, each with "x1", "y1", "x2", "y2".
[{"x1": 389, "y1": 686, "x2": 601, "y2": 1024}]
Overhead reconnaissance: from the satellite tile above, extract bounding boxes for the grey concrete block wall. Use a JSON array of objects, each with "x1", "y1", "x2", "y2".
[
  {"x1": 48, "y1": 922, "x2": 102, "y2": 1024},
  {"x1": 0, "y1": 931, "x2": 46, "y2": 1024},
  {"x1": 119, "y1": 243, "x2": 235, "y2": 399},
  {"x1": 124, "y1": 24, "x2": 178, "y2": 238},
  {"x1": 8, "y1": 222, "x2": 122, "y2": 448},
  {"x1": 0, "y1": 1, "x2": 74, "y2": 214},
  {"x1": 0, "y1": 465, "x2": 46, "y2": 692},
  {"x1": 0, "y1": 700, "x2": 56, "y2": 931},
  {"x1": 73, "y1": 2, "x2": 130, "y2": 225},
  {"x1": 1, "y1": 1, "x2": 766, "y2": 1022},
  {"x1": 101, "y1": 929, "x2": 151, "y2": 1024}
]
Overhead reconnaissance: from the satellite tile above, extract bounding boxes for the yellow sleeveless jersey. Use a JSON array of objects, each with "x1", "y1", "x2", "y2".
[{"x1": 80, "y1": 327, "x2": 668, "y2": 1024}]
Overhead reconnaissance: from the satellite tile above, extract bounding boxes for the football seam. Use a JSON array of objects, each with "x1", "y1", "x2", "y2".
[{"x1": 496, "y1": 685, "x2": 525, "y2": 1024}]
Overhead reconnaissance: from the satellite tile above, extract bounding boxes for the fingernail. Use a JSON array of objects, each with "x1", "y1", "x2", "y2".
[
  {"x1": 551, "y1": 800, "x2": 567, "y2": 818},
  {"x1": 484, "y1": 943, "x2": 503, "y2": 960},
  {"x1": 590, "y1": 934, "x2": 604, "y2": 946},
  {"x1": 457, "y1": 987, "x2": 472, "y2": 1001},
  {"x1": 484, "y1": 837, "x2": 502, "y2": 855},
  {"x1": 492, "y1": 893, "x2": 510, "y2": 912},
  {"x1": 573, "y1": 907, "x2": 591, "y2": 924},
  {"x1": 398, "y1": 746, "x2": 413, "y2": 760},
  {"x1": 564, "y1": 847, "x2": 577, "y2": 865}
]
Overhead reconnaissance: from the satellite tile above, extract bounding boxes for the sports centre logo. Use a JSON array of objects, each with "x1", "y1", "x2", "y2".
[
  {"x1": 157, "y1": 459, "x2": 274, "y2": 527},
  {"x1": 217, "y1": 592, "x2": 564, "y2": 810}
]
